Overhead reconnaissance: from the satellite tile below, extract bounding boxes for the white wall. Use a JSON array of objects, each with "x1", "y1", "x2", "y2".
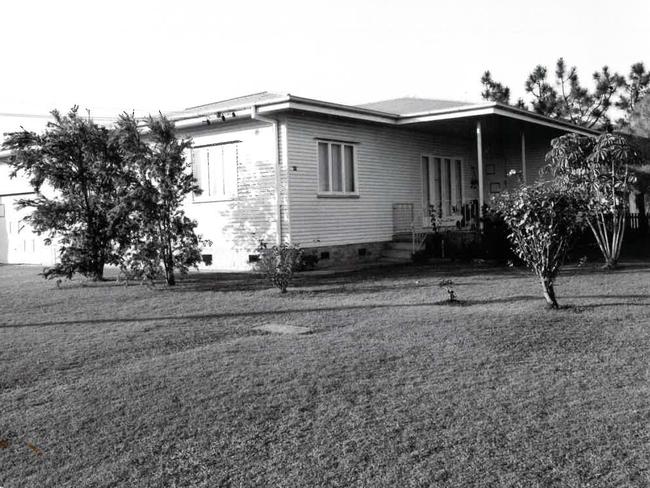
[
  {"x1": 285, "y1": 114, "x2": 478, "y2": 247},
  {"x1": 0, "y1": 194, "x2": 57, "y2": 265},
  {"x1": 179, "y1": 119, "x2": 282, "y2": 270}
]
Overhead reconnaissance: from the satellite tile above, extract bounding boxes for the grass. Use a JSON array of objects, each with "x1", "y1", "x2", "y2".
[{"x1": 1, "y1": 262, "x2": 650, "y2": 487}]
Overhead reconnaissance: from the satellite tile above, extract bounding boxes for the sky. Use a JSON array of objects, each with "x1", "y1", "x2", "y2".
[{"x1": 1, "y1": 0, "x2": 649, "y2": 135}]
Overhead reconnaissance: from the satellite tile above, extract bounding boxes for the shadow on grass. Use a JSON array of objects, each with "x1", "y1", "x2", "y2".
[
  {"x1": 0, "y1": 297, "x2": 537, "y2": 329},
  {"x1": 55, "y1": 261, "x2": 650, "y2": 293},
  {"x1": 165, "y1": 266, "x2": 530, "y2": 294},
  {"x1": 13, "y1": 293, "x2": 643, "y2": 329},
  {"x1": 3, "y1": 292, "x2": 648, "y2": 329}
]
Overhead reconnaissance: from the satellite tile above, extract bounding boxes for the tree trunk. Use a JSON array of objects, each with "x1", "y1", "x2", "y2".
[
  {"x1": 91, "y1": 253, "x2": 105, "y2": 281},
  {"x1": 541, "y1": 278, "x2": 559, "y2": 309},
  {"x1": 589, "y1": 217, "x2": 621, "y2": 270},
  {"x1": 603, "y1": 257, "x2": 618, "y2": 270},
  {"x1": 93, "y1": 266, "x2": 104, "y2": 281},
  {"x1": 165, "y1": 258, "x2": 175, "y2": 286}
]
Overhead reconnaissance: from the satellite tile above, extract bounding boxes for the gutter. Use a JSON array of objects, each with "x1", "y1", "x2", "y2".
[
  {"x1": 250, "y1": 105, "x2": 283, "y2": 245},
  {"x1": 171, "y1": 94, "x2": 599, "y2": 137}
]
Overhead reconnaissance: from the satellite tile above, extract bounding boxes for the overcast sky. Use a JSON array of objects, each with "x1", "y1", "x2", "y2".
[{"x1": 1, "y1": 0, "x2": 649, "y2": 134}]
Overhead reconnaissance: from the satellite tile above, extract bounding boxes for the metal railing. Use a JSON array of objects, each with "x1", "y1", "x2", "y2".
[
  {"x1": 392, "y1": 203, "x2": 427, "y2": 254},
  {"x1": 626, "y1": 212, "x2": 649, "y2": 232}
]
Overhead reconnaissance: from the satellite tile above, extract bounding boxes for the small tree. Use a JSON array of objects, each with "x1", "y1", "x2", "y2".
[
  {"x1": 255, "y1": 241, "x2": 303, "y2": 293},
  {"x1": 546, "y1": 133, "x2": 639, "y2": 269},
  {"x1": 493, "y1": 183, "x2": 587, "y2": 309},
  {"x1": 115, "y1": 114, "x2": 207, "y2": 286},
  {"x1": 2, "y1": 107, "x2": 131, "y2": 280}
]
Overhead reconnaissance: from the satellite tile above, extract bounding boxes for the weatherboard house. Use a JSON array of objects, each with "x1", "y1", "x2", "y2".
[{"x1": 0, "y1": 92, "x2": 597, "y2": 269}]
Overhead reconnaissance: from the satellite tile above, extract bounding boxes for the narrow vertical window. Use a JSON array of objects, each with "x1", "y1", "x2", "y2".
[
  {"x1": 344, "y1": 145, "x2": 355, "y2": 192},
  {"x1": 331, "y1": 144, "x2": 343, "y2": 192},
  {"x1": 444, "y1": 158, "x2": 452, "y2": 215},
  {"x1": 192, "y1": 148, "x2": 205, "y2": 196},
  {"x1": 318, "y1": 142, "x2": 330, "y2": 192},
  {"x1": 434, "y1": 157, "x2": 442, "y2": 216},
  {"x1": 455, "y1": 159, "x2": 463, "y2": 211}
]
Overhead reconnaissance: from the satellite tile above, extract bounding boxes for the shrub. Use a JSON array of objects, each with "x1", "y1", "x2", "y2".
[
  {"x1": 438, "y1": 279, "x2": 457, "y2": 302},
  {"x1": 297, "y1": 252, "x2": 319, "y2": 271},
  {"x1": 255, "y1": 241, "x2": 304, "y2": 293},
  {"x1": 493, "y1": 182, "x2": 588, "y2": 309}
]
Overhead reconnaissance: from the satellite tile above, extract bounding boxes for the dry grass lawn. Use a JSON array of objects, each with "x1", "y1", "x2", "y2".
[{"x1": 1, "y1": 262, "x2": 650, "y2": 487}]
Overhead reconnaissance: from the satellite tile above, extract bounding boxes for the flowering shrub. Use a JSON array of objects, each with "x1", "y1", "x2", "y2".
[
  {"x1": 255, "y1": 241, "x2": 304, "y2": 293},
  {"x1": 493, "y1": 182, "x2": 587, "y2": 308}
]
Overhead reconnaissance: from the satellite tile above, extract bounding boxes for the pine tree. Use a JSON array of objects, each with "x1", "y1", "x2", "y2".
[
  {"x1": 480, "y1": 58, "x2": 649, "y2": 130},
  {"x1": 480, "y1": 71, "x2": 511, "y2": 104},
  {"x1": 617, "y1": 63, "x2": 650, "y2": 129}
]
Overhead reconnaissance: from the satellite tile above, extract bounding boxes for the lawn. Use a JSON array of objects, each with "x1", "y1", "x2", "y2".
[{"x1": 1, "y1": 262, "x2": 650, "y2": 487}]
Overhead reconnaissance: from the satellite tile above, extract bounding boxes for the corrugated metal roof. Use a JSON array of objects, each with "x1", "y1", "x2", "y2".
[{"x1": 356, "y1": 97, "x2": 475, "y2": 115}]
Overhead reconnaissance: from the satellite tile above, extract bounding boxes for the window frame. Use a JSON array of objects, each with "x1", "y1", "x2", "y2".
[
  {"x1": 421, "y1": 154, "x2": 464, "y2": 217},
  {"x1": 191, "y1": 141, "x2": 240, "y2": 203},
  {"x1": 316, "y1": 140, "x2": 359, "y2": 198}
]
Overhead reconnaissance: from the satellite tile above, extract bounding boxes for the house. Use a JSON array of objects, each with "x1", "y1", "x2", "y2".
[
  {"x1": 0, "y1": 92, "x2": 598, "y2": 269},
  {"x1": 0, "y1": 154, "x2": 59, "y2": 265}
]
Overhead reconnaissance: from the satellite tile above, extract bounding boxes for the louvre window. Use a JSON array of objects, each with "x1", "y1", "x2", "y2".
[{"x1": 191, "y1": 142, "x2": 238, "y2": 201}]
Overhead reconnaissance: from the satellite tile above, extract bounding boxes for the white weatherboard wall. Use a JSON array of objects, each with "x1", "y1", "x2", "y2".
[
  {"x1": 0, "y1": 194, "x2": 57, "y2": 265},
  {"x1": 179, "y1": 119, "x2": 282, "y2": 270},
  {"x1": 284, "y1": 114, "x2": 564, "y2": 248},
  {"x1": 285, "y1": 114, "x2": 479, "y2": 247},
  {"x1": 0, "y1": 162, "x2": 57, "y2": 265},
  {"x1": 0, "y1": 120, "x2": 283, "y2": 270}
]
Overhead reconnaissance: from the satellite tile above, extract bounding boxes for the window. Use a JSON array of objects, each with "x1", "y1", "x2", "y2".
[
  {"x1": 422, "y1": 156, "x2": 463, "y2": 217},
  {"x1": 191, "y1": 142, "x2": 238, "y2": 201},
  {"x1": 317, "y1": 141, "x2": 357, "y2": 195}
]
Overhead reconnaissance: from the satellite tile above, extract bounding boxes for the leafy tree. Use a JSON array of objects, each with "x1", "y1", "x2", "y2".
[
  {"x1": 546, "y1": 133, "x2": 640, "y2": 269},
  {"x1": 114, "y1": 114, "x2": 207, "y2": 286},
  {"x1": 493, "y1": 182, "x2": 587, "y2": 308},
  {"x1": 2, "y1": 107, "x2": 131, "y2": 280}
]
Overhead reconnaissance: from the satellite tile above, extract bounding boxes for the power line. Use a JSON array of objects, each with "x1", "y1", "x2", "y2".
[{"x1": 0, "y1": 112, "x2": 120, "y2": 121}]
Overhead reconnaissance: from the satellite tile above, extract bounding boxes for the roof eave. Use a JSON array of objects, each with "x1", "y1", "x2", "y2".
[
  {"x1": 171, "y1": 96, "x2": 601, "y2": 137},
  {"x1": 492, "y1": 103, "x2": 600, "y2": 136}
]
